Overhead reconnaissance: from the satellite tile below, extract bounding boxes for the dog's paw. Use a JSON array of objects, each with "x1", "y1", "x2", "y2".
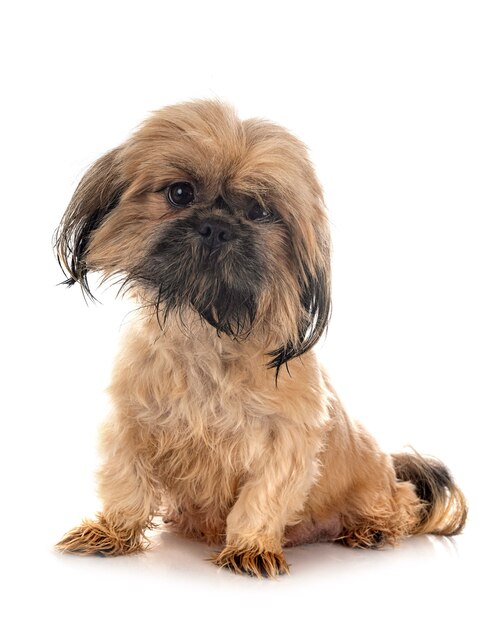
[
  {"x1": 212, "y1": 546, "x2": 290, "y2": 578},
  {"x1": 55, "y1": 516, "x2": 145, "y2": 556},
  {"x1": 338, "y1": 527, "x2": 390, "y2": 549}
]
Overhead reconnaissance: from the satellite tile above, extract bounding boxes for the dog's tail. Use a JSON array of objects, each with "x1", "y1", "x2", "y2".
[{"x1": 392, "y1": 450, "x2": 467, "y2": 537}]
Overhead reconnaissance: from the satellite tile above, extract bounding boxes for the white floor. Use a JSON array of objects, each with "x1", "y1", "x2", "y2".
[{"x1": 4, "y1": 507, "x2": 483, "y2": 626}]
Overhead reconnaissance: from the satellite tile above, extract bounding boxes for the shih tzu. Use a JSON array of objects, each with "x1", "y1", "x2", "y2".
[{"x1": 55, "y1": 100, "x2": 467, "y2": 576}]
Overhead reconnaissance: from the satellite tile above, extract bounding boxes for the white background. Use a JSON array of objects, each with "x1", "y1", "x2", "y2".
[{"x1": 1, "y1": 1, "x2": 487, "y2": 624}]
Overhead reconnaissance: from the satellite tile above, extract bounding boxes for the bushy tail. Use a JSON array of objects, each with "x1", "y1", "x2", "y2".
[{"x1": 392, "y1": 451, "x2": 468, "y2": 537}]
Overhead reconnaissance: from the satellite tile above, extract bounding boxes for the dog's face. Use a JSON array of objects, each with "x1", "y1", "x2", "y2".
[{"x1": 56, "y1": 100, "x2": 331, "y2": 371}]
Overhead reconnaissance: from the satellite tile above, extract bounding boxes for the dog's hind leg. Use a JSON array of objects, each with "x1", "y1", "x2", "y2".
[{"x1": 304, "y1": 389, "x2": 424, "y2": 549}]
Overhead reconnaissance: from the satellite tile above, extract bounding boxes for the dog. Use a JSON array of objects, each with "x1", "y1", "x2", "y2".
[{"x1": 55, "y1": 100, "x2": 467, "y2": 576}]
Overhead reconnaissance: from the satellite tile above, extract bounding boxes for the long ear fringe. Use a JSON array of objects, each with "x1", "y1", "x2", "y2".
[
  {"x1": 54, "y1": 148, "x2": 126, "y2": 300},
  {"x1": 267, "y1": 264, "x2": 331, "y2": 378}
]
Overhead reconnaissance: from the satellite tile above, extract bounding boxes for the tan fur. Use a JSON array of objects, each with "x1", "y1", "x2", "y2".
[{"x1": 55, "y1": 100, "x2": 467, "y2": 575}]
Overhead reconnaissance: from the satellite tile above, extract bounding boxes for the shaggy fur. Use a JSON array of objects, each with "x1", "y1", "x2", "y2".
[{"x1": 55, "y1": 100, "x2": 467, "y2": 576}]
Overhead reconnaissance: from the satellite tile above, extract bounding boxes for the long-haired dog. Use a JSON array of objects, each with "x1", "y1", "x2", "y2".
[{"x1": 55, "y1": 100, "x2": 467, "y2": 576}]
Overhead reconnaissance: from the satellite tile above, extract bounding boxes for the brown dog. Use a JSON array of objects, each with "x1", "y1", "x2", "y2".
[{"x1": 55, "y1": 100, "x2": 467, "y2": 576}]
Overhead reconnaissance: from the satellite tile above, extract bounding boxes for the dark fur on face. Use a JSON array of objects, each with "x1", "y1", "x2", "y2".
[
  {"x1": 55, "y1": 100, "x2": 331, "y2": 372},
  {"x1": 133, "y1": 207, "x2": 267, "y2": 338}
]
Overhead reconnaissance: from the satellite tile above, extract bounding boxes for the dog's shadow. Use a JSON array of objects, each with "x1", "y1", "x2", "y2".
[{"x1": 90, "y1": 527, "x2": 460, "y2": 584}]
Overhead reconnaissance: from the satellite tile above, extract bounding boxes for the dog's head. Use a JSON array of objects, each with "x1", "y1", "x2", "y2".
[{"x1": 55, "y1": 100, "x2": 331, "y2": 372}]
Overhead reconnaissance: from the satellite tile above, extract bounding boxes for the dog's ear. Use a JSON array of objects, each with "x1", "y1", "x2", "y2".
[
  {"x1": 267, "y1": 232, "x2": 331, "y2": 376},
  {"x1": 54, "y1": 147, "x2": 126, "y2": 299}
]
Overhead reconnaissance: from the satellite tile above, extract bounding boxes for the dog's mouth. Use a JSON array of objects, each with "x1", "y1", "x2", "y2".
[
  {"x1": 187, "y1": 259, "x2": 260, "y2": 337},
  {"x1": 191, "y1": 287, "x2": 258, "y2": 339},
  {"x1": 146, "y1": 275, "x2": 259, "y2": 339},
  {"x1": 174, "y1": 257, "x2": 260, "y2": 338}
]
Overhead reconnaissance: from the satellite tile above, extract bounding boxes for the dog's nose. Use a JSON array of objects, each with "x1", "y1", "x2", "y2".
[{"x1": 197, "y1": 218, "x2": 234, "y2": 249}]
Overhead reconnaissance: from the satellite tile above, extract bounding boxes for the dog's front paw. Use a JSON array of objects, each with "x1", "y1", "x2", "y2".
[
  {"x1": 55, "y1": 516, "x2": 145, "y2": 556},
  {"x1": 212, "y1": 545, "x2": 290, "y2": 577}
]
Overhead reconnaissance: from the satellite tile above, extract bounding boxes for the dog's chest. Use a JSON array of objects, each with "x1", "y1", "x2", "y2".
[
  {"x1": 147, "y1": 338, "x2": 278, "y2": 430},
  {"x1": 159, "y1": 357, "x2": 272, "y2": 456},
  {"x1": 118, "y1": 325, "x2": 326, "y2": 504},
  {"x1": 140, "y1": 345, "x2": 284, "y2": 490}
]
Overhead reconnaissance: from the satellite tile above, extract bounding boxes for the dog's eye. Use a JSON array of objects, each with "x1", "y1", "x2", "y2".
[
  {"x1": 167, "y1": 182, "x2": 195, "y2": 207},
  {"x1": 247, "y1": 203, "x2": 271, "y2": 221}
]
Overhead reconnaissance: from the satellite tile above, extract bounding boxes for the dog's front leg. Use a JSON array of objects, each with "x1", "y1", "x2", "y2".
[
  {"x1": 56, "y1": 416, "x2": 160, "y2": 556},
  {"x1": 213, "y1": 424, "x2": 320, "y2": 577}
]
